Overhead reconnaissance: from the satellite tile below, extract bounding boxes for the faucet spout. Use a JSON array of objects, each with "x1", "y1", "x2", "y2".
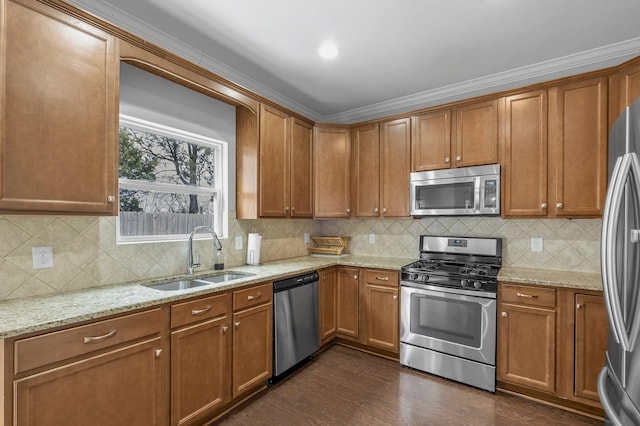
[{"x1": 188, "y1": 226, "x2": 222, "y2": 275}]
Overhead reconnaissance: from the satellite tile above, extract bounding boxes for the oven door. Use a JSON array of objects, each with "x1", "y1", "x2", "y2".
[{"x1": 400, "y1": 283, "x2": 496, "y2": 365}]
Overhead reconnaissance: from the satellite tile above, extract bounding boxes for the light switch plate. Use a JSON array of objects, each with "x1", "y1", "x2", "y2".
[
  {"x1": 531, "y1": 237, "x2": 544, "y2": 252},
  {"x1": 32, "y1": 246, "x2": 54, "y2": 269},
  {"x1": 234, "y1": 235, "x2": 243, "y2": 250},
  {"x1": 369, "y1": 234, "x2": 376, "y2": 244}
]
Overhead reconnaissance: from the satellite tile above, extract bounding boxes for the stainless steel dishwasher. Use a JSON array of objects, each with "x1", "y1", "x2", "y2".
[{"x1": 272, "y1": 271, "x2": 319, "y2": 380}]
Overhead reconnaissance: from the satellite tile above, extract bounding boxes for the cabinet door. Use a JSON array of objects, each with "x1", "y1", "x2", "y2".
[
  {"x1": 351, "y1": 124, "x2": 380, "y2": 217},
  {"x1": 319, "y1": 268, "x2": 337, "y2": 344},
  {"x1": 171, "y1": 317, "x2": 231, "y2": 426},
  {"x1": 0, "y1": 0, "x2": 118, "y2": 214},
  {"x1": 232, "y1": 303, "x2": 272, "y2": 398},
  {"x1": 15, "y1": 337, "x2": 165, "y2": 426},
  {"x1": 575, "y1": 294, "x2": 608, "y2": 402},
  {"x1": 290, "y1": 118, "x2": 313, "y2": 218},
  {"x1": 314, "y1": 127, "x2": 351, "y2": 218},
  {"x1": 259, "y1": 104, "x2": 289, "y2": 217},
  {"x1": 363, "y1": 283, "x2": 399, "y2": 353},
  {"x1": 549, "y1": 77, "x2": 607, "y2": 217},
  {"x1": 453, "y1": 99, "x2": 498, "y2": 168},
  {"x1": 412, "y1": 109, "x2": 451, "y2": 171},
  {"x1": 501, "y1": 90, "x2": 548, "y2": 217},
  {"x1": 498, "y1": 304, "x2": 556, "y2": 393},
  {"x1": 381, "y1": 118, "x2": 411, "y2": 217},
  {"x1": 618, "y1": 59, "x2": 640, "y2": 112},
  {"x1": 336, "y1": 268, "x2": 359, "y2": 338}
]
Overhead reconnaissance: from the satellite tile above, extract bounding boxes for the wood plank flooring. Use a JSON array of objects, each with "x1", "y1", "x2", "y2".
[{"x1": 217, "y1": 345, "x2": 603, "y2": 425}]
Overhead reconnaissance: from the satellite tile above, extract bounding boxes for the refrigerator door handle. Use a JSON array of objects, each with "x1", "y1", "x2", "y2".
[
  {"x1": 598, "y1": 367, "x2": 625, "y2": 426},
  {"x1": 602, "y1": 152, "x2": 640, "y2": 351}
]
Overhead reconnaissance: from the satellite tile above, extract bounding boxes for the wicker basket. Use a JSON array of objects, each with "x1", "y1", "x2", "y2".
[{"x1": 308, "y1": 236, "x2": 351, "y2": 256}]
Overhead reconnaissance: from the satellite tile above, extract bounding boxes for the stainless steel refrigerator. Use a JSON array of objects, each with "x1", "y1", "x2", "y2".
[{"x1": 598, "y1": 97, "x2": 640, "y2": 425}]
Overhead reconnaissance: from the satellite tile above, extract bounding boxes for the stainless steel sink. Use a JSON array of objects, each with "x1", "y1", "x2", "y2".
[{"x1": 144, "y1": 272, "x2": 255, "y2": 291}]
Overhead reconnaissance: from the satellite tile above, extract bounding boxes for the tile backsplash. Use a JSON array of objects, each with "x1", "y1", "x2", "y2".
[{"x1": 0, "y1": 214, "x2": 600, "y2": 301}]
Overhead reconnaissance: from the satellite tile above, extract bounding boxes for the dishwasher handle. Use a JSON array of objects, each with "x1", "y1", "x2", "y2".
[{"x1": 273, "y1": 271, "x2": 319, "y2": 292}]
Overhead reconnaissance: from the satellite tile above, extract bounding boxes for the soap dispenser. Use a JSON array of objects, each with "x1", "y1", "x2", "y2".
[{"x1": 214, "y1": 249, "x2": 224, "y2": 270}]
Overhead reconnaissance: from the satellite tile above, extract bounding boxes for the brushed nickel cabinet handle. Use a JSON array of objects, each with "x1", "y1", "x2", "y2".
[
  {"x1": 445, "y1": 157, "x2": 450, "y2": 163},
  {"x1": 247, "y1": 292, "x2": 262, "y2": 301},
  {"x1": 84, "y1": 329, "x2": 117, "y2": 344},
  {"x1": 557, "y1": 203, "x2": 564, "y2": 209},
  {"x1": 541, "y1": 203, "x2": 548, "y2": 209},
  {"x1": 191, "y1": 305, "x2": 212, "y2": 316},
  {"x1": 376, "y1": 276, "x2": 389, "y2": 281},
  {"x1": 456, "y1": 156, "x2": 461, "y2": 161},
  {"x1": 501, "y1": 312, "x2": 507, "y2": 317},
  {"x1": 155, "y1": 349, "x2": 162, "y2": 358},
  {"x1": 516, "y1": 292, "x2": 538, "y2": 299}
]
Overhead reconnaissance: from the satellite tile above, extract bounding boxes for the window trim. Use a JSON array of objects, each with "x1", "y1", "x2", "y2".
[{"x1": 117, "y1": 114, "x2": 229, "y2": 244}]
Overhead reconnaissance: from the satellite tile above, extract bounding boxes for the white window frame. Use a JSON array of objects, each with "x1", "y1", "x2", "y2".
[{"x1": 117, "y1": 114, "x2": 229, "y2": 244}]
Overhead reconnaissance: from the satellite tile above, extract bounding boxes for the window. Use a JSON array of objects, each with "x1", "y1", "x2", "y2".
[{"x1": 117, "y1": 114, "x2": 228, "y2": 243}]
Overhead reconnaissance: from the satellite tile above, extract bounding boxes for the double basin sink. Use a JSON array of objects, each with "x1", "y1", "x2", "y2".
[{"x1": 145, "y1": 272, "x2": 255, "y2": 291}]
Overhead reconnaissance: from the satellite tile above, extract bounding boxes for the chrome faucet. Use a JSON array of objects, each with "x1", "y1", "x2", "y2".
[{"x1": 188, "y1": 226, "x2": 222, "y2": 275}]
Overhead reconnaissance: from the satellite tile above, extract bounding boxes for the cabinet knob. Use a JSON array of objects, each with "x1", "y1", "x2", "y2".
[
  {"x1": 222, "y1": 326, "x2": 229, "y2": 333},
  {"x1": 393, "y1": 295, "x2": 398, "y2": 300},
  {"x1": 383, "y1": 208, "x2": 387, "y2": 213},
  {"x1": 557, "y1": 203, "x2": 564, "y2": 209},
  {"x1": 234, "y1": 322, "x2": 240, "y2": 328},
  {"x1": 353, "y1": 275, "x2": 358, "y2": 280},
  {"x1": 292, "y1": 207, "x2": 295, "y2": 212},
  {"x1": 285, "y1": 206, "x2": 289, "y2": 211},
  {"x1": 456, "y1": 156, "x2": 461, "y2": 161},
  {"x1": 576, "y1": 304, "x2": 584, "y2": 310},
  {"x1": 155, "y1": 349, "x2": 162, "y2": 358},
  {"x1": 501, "y1": 312, "x2": 507, "y2": 317},
  {"x1": 541, "y1": 203, "x2": 548, "y2": 209},
  {"x1": 445, "y1": 157, "x2": 450, "y2": 163},
  {"x1": 346, "y1": 209, "x2": 351, "y2": 213},
  {"x1": 107, "y1": 195, "x2": 115, "y2": 203},
  {"x1": 374, "y1": 207, "x2": 379, "y2": 213}
]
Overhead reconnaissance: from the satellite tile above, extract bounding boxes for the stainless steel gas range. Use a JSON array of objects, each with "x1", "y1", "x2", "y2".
[{"x1": 400, "y1": 235, "x2": 502, "y2": 392}]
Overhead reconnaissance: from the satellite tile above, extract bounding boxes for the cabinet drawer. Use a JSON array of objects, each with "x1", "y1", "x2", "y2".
[
  {"x1": 364, "y1": 269, "x2": 398, "y2": 287},
  {"x1": 233, "y1": 283, "x2": 273, "y2": 311},
  {"x1": 171, "y1": 292, "x2": 231, "y2": 329},
  {"x1": 501, "y1": 284, "x2": 556, "y2": 308},
  {"x1": 14, "y1": 308, "x2": 162, "y2": 374}
]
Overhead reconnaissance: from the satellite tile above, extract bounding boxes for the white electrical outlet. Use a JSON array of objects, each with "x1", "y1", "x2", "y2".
[
  {"x1": 304, "y1": 233, "x2": 310, "y2": 244},
  {"x1": 531, "y1": 237, "x2": 544, "y2": 252},
  {"x1": 32, "y1": 246, "x2": 54, "y2": 269},
  {"x1": 235, "y1": 235, "x2": 243, "y2": 250},
  {"x1": 369, "y1": 234, "x2": 376, "y2": 244}
]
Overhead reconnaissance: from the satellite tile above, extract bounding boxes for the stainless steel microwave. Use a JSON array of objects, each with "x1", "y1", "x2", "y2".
[{"x1": 410, "y1": 164, "x2": 500, "y2": 216}]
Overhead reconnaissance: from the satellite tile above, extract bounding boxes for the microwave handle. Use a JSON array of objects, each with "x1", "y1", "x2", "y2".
[{"x1": 473, "y1": 177, "x2": 481, "y2": 213}]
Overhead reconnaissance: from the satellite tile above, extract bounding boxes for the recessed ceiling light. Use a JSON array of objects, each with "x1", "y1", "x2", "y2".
[{"x1": 318, "y1": 41, "x2": 339, "y2": 60}]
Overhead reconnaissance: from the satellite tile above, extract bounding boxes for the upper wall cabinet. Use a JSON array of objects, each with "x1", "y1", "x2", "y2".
[
  {"x1": 314, "y1": 127, "x2": 351, "y2": 218},
  {"x1": 548, "y1": 76, "x2": 607, "y2": 217},
  {"x1": 237, "y1": 104, "x2": 313, "y2": 219},
  {"x1": 617, "y1": 58, "x2": 640, "y2": 114},
  {"x1": 351, "y1": 124, "x2": 380, "y2": 218},
  {"x1": 0, "y1": 0, "x2": 118, "y2": 215},
  {"x1": 412, "y1": 99, "x2": 498, "y2": 171}
]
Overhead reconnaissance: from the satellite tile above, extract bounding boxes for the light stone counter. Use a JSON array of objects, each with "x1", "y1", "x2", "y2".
[
  {"x1": 0, "y1": 256, "x2": 602, "y2": 339},
  {"x1": 0, "y1": 255, "x2": 413, "y2": 339},
  {"x1": 498, "y1": 266, "x2": 602, "y2": 292}
]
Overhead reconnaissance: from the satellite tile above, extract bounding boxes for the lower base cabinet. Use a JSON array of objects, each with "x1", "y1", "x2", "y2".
[
  {"x1": 497, "y1": 282, "x2": 608, "y2": 416},
  {"x1": 362, "y1": 269, "x2": 399, "y2": 353}
]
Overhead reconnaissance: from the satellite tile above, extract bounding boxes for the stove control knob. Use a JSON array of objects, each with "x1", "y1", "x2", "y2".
[
  {"x1": 461, "y1": 279, "x2": 470, "y2": 288},
  {"x1": 474, "y1": 281, "x2": 482, "y2": 289}
]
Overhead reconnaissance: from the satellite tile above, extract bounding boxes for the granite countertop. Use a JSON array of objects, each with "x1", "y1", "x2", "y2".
[{"x1": 0, "y1": 255, "x2": 601, "y2": 339}]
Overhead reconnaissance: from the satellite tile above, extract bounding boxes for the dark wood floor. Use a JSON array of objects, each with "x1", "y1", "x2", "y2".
[{"x1": 217, "y1": 345, "x2": 603, "y2": 425}]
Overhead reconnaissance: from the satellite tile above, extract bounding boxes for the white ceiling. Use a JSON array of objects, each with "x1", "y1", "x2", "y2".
[{"x1": 70, "y1": 0, "x2": 640, "y2": 123}]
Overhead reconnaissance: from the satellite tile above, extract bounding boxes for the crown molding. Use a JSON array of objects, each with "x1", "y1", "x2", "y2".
[{"x1": 67, "y1": 1, "x2": 640, "y2": 124}]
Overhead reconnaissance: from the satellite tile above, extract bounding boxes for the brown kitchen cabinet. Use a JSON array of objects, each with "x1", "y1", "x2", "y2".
[
  {"x1": 232, "y1": 283, "x2": 273, "y2": 398},
  {"x1": 454, "y1": 99, "x2": 499, "y2": 168},
  {"x1": 500, "y1": 90, "x2": 549, "y2": 216},
  {"x1": 258, "y1": 104, "x2": 314, "y2": 218},
  {"x1": 12, "y1": 309, "x2": 167, "y2": 426},
  {"x1": 336, "y1": 267, "x2": 359, "y2": 338},
  {"x1": 170, "y1": 293, "x2": 232, "y2": 426},
  {"x1": 0, "y1": 0, "x2": 118, "y2": 215},
  {"x1": 319, "y1": 267, "x2": 338, "y2": 345},
  {"x1": 361, "y1": 269, "x2": 399, "y2": 353},
  {"x1": 548, "y1": 76, "x2": 607, "y2": 217},
  {"x1": 314, "y1": 126, "x2": 351, "y2": 218},
  {"x1": 412, "y1": 108, "x2": 452, "y2": 171},
  {"x1": 616, "y1": 57, "x2": 640, "y2": 115},
  {"x1": 351, "y1": 119, "x2": 411, "y2": 218},
  {"x1": 498, "y1": 283, "x2": 557, "y2": 393},
  {"x1": 411, "y1": 99, "x2": 497, "y2": 171}
]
